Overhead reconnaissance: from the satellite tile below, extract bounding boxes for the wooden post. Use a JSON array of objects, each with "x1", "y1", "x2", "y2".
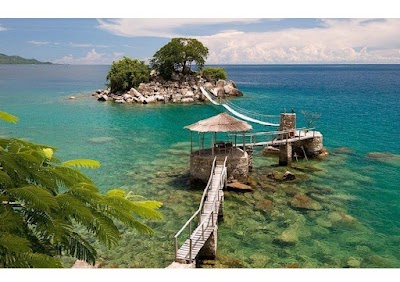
[{"x1": 212, "y1": 132, "x2": 215, "y2": 156}]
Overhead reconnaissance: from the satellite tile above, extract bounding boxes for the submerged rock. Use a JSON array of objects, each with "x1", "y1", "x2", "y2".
[
  {"x1": 273, "y1": 228, "x2": 299, "y2": 246},
  {"x1": 346, "y1": 257, "x2": 361, "y2": 268},
  {"x1": 255, "y1": 199, "x2": 274, "y2": 214},
  {"x1": 227, "y1": 181, "x2": 254, "y2": 191},
  {"x1": 289, "y1": 194, "x2": 323, "y2": 211}
]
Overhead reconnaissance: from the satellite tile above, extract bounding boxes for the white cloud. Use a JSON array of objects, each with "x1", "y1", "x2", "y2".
[
  {"x1": 97, "y1": 18, "x2": 262, "y2": 38},
  {"x1": 53, "y1": 49, "x2": 122, "y2": 65},
  {"x1": 28, "y1": 40, "x2": 51, "y2": 45},
  {"x1": 197, "y1": 19, "x2": 400, "y2": 63},
  {"x1": 0, "y1": 24, "x2": 7, "y2": 31},
  {"x1": 68, "y1": 42, "x2": 109, "y2": 48}
]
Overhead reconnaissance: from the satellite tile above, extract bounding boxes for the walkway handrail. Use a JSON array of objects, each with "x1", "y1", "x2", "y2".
[
  {"x1": 189, "y1": 157, "x2": 227, "y2": 249},
  {"x1": 174, "y1": 157, "x2": 217, "y2": 259}
]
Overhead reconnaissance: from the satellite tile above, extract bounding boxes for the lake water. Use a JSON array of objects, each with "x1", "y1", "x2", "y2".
[{"x1": 1, "y1": 64, "x2": 399, "y2": 268}]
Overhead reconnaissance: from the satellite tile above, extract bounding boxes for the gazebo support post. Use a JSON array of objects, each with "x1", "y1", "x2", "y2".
[
  {"x1": 212, "y1": 132, "x2": 215, "y2": 157},
  {"x1": 190, "y1": 131, "x2": 193, "y2": 154},
  {"x1": 242, "y1": 132, "x2": 246, "y2": 153},
  {"x1": 198, "y1": 133, "x2": 201, "y2": 156}
]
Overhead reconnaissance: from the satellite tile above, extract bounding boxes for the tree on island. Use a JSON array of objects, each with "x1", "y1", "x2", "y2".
[
  {"x1": 150, "y1": 38, "x2": 209, "y2": 79},
  {"x1": 106, "y1": 57, "x2": 150, "y2": 93},
  {"x1": 0, "y1": 112, "x2": 162, "y2": 267},
  {"x1": 200, "y1": 67, "x2": 227, "y2": 81}
]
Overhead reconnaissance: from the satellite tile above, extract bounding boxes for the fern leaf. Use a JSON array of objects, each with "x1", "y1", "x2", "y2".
[
  {"x1": 0, "y1": 111, "x2": 19, "y2": 123},
  {"x1": 42, "y1": 148, "x2": 54, "y2": 160},
  {"x1": 7, "y1": 185, "x2": 59, "y2": 213},
  {"x1": 56, "y1": 193, "x2": 95, "y2": 228},
  {"x1": 62, "y1": 231, "x2": 97, "y2": 265},
  {"x1": 91, "y1": 211, "x2": 121, "y2": 248},
  {"x1": 62, "y1": 159, "x2": 101, "y2": 169},
  {"x1": 0, "y1": 232, "x2": 31, "y2": 253},
  {"x1": 23, "y1": 253, "x2": 63, "y2": 268}
]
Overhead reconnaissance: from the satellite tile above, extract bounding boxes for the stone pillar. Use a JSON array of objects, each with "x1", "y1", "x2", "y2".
[
  {"x1": 198, "y1": 227, "x2": 217, "y2": 260},
  {"x1": 278, "y1": 113, "x2": 296, "y2": 166},
  {"x1": 279, "y1": 113, "x2": 296, "y2": 133},
  {"x1": 279, "y1": 143, "x2": 292, "y2": 166}
]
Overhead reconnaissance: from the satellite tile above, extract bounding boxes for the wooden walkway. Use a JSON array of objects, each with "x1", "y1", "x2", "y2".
[
  {"x1": 174, "y1": 157, "x2": 227, "y2": 263},
  {"x1": 231, "y1": 128, "x2": 321, "y2": 148}
]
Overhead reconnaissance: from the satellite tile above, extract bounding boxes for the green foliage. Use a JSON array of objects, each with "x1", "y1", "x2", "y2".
[
  {"x1": 200, "y1": 67, "x2": 227, "y2": 81},
  {"x1": 106, "y1": 57, "x2": 150, "y2": 92},
  {"x1": 150, "y1": 38, "x2": 209, "y2": 79},
  {"x1": 0, "y1": 113, "x2": 163, "y2": 268},
  {"x1": 0, "y1": 111, "x2": 19, "y2": 123}
]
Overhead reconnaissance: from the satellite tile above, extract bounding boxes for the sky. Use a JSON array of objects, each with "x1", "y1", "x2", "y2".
[{"x1": 1, "y1": 2, "x2": 399, "y2": 65}]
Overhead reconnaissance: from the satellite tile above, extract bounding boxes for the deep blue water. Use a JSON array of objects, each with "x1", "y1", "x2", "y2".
[{"x1": 1, "y1": 64, "x2": 399, "y2": 267}]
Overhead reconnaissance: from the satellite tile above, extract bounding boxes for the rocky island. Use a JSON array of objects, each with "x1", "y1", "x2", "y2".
[{"x1": 94, "y1": 72, "x2": 243, "y2": 104}]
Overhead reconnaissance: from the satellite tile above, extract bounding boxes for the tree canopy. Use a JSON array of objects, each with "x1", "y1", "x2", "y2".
[
  {"x1": 0, "y1": 112, "x2": 162, "y2": 268},
  {"x1": 150, "y1": 38, "x2": 209, "y2": 79},
  {"x1": 200, "y1": 67, "x2": 227, "y2": 81},
  {"x1": 106, "y1": 57, "x2": 150, "y2": 93}
]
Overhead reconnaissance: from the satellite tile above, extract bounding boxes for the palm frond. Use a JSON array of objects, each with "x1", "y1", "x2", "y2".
[
  {"x1": 62, "y1": 159, "x2": 101, "y2": 169},
  {"x1": 0, "y1": 111, "x2": 19, "y2": 124}
]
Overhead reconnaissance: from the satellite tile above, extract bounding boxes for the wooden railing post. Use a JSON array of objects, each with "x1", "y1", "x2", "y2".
[
  {"x1": 189, "y1": 238, "x2": 193, "y2": 262},
  {"x1": 174, "y1": 237, "x2": 178, "y2": 261}
]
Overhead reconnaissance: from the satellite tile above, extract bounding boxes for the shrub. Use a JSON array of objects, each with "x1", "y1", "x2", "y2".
[
  {"x1": 106, "y1": 57, "x2": 150, "y2": 92},
  {"x1": 201, "y1": 67, "x2": 227, "y2": 81}
]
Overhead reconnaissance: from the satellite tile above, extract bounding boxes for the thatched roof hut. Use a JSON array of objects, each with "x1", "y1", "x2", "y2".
[{"x1": 184, "y1": 112, "x2": 252, "y2": 132}]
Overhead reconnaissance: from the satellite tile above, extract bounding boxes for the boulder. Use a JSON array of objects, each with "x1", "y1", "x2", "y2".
[
  {"x1": 114, "y1": 99, "x2": 126, "y2": 103},
  {"x1": 145, "y1": 96, "x2": 156, "y2": 103},
  {"x1": 203, "y1": 82, "x2": 214, "y2": 90},
  {"x1": 283, "y1": 171, "x2": 296, "y2": 181},
  {"x1": 130, "y1": 88, "x2": 142, "y2": 97},
  {"x1": 289, "y1": 194, "x2": 323, "y2": 211},
  {"x1": 223, "y1": 85, "x2": 235, "y2": 96},
  {"x1": 68, "y1": 96, "x2": 76, "y2": 100},
  {"x1": 125, "y1": 98, "x2": 134, "y2": 103},
  {"x1": 97, "y1": 94, "x2": 108, "y2": 101},
  {"x1": 122, "y1": 93, "x2": 132, "y2": 100},
  {"x1": 181, "y1": 98, "x2": 194, "y2": 103},
  {"x1": 96, "y1": 89, "x2": 102, "y2": 94},
  {"x1": 184, "y1": 90, "x2": 194, "y2": 97},
  {"x1": 155, "y1": 94, "x2": 165, "y2": 101},
  {"x1": 174, "y1": 94, "x2": 183, "y2": 100},
  {"x1": 217, "y1": 79, "x2": 226, "y2": 88}
]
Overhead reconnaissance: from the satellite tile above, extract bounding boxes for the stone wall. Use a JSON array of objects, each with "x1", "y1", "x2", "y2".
[
  {"x1": 293, "y1": 133, "x2": 324, "y2": 157},
  {"x1": 190, "y1": 150, "x2": 249, "y2": 183}
]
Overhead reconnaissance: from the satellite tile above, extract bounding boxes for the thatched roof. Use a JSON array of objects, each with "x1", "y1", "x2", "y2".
[{"x1": 184, "y1": 112, "x2": 252, "y2": 132}]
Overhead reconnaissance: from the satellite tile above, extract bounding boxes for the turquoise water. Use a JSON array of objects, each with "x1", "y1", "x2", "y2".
[{"x1": 1, "y1": 64, "x2": 399, "y2": 268}]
